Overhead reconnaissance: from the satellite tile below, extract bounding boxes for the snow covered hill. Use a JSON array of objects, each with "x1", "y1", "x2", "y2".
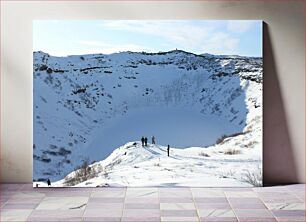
[
  {"x1": 42, "y1": 141, "x2": 262, "y2": 187},
  {"x1": 33, "y1": 50, "x2": 262, "y2": 185}
]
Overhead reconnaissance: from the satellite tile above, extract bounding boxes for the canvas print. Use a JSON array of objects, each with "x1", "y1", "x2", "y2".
[{"x1": 33, "y1": 20, "x2": 263, "y2": 187}]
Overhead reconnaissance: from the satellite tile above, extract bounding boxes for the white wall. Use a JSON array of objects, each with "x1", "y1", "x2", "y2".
[{"x1": 1, "y1": 1, "x2": 305, "y2": 184}]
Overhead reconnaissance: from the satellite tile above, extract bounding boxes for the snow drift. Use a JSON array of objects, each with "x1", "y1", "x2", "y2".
[{"x1": 42, "y1": 141, "x2": 262, "y2": 187}]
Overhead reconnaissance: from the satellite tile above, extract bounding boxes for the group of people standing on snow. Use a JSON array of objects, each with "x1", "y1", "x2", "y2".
[
  {"x1": 140, "y1": 136, "x2": 170, "y2": 157},
  {"x1": 141, "y1": 136, "x2": 155, "y2": 147}
]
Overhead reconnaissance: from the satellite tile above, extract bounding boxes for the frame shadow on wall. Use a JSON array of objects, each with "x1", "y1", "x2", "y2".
[{"x1": 263, "y1": 22, "x2": 298, "y2": 185}]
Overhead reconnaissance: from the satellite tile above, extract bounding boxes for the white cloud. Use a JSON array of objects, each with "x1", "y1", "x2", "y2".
[
  {"x1": 74, "y1": 40, "x2": 153, "y2": 55},
  {"x1": 227, "y1": 20, "x2": 257, "y2": 33},
  {"x1": 102, "y1": 21, "x2": 213, "y2": 49},
  {"x1": 39, "y1": 41, "x2": 153, "y2": 56},
  {"x1": 101, "y1": 20, "x2": 243, "y2": 55},
  {"x1": 199, "y1": 32, "x2": 239, "y2": 55},
  {"x1": 75, "y1": 40, "x2": 110, "y2": 48}
]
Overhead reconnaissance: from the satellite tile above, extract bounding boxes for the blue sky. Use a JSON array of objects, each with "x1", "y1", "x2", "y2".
[{"x1": 33, "y1": 20, "x2": 262, "y2": 57}]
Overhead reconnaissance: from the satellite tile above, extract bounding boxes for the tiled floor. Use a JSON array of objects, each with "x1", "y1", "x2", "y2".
[{"x1": 0, "y1": 184, "x2": 304, "y2": 222}]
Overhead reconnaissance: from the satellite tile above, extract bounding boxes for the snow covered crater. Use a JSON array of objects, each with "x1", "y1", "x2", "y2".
[
  {"x1": 86, "y1": 107, "x2": 244, "y2": 161},
  {"x1": 33, "y1": 50, "x2": 262, "y2": 186}
]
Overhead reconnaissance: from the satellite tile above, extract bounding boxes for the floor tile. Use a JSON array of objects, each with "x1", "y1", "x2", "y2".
[
  {"x1": 284, "y1": 184, "x2": 305, "y2": 190},
  {"x1": 83, "y1": 217, "x2": 121, "y2": 222},
  {"x1": 161, "y1": 209, "x2": 198, "y2": 217},
  {"x1": 265, "y1": 202, "x2": 305, "y2": 210},
  {"x1": 160, "y1": 197, "x2": 194, "y2": 203},
  {"x1": 237, "y1": 218, "x2": 277, "y2": 222},
  {"x1": 161, "y1": 216, "x2": 199, "y2": 222},
  {"x1": 122, "y1": 209, "x2": 160, "y2": 217},
  {"x1": 230, "y1": 202, "x2": 266, "y2": 209},
  {"x1": 86, "y1": 202, "x2": 123, "y2": 209},
  {"x1": 228, "y1": 197, "x2": 262, "y2": 204},
  {"x1": 20, "y1": 183, "x2": 35, "y2": 191},
  {"x1": 0, "y1": 209, "x2": 32, "y2": 221},
  {"x1": 125, "y1": 197, "x2": 159, "y2": 203},
  {"x1": 126, "y1": 188, "x2": 158, "y2": 198},
  {"x1": 196, "y1": 203, "x2": 231, "y2": 209},
  {"x1": 10, "y1": 191, "x2": 45, "y2": 199},
  {"x1": 234, "y1": 209, "x2": 274, "y2": 218},
  {"x1": 223, "y1": 188, "x2": 253, "y2": 191},
  {"x1": 121, "y1": 217, "x2": 161, "y2": 222},
  {"x1": 276, "y1": 217, "x2": 306, "y2": 222},
  {"x1": 7, "y1": 197, "x2": 44, "y2": 204},
  {"x1": 1, "y1": 193, "x2": 15, "y2": 202},
  {"x1": 29, "y1": 209, "x2": 84, "y2": 218},
  {"x1": 225, "y1": 191, "x2": 258, "y2": 198},
  {"x1": 258, "y1": 193, "x2": 300, "y2": 203},
  {"x1": 0, "y1": 184, "x2": 24, "y2": 191},
  {"x1": 1, "y1": 203, "x2": 39, "y2": 209},
  {"x1": 272, "y1": 209, "x2": 305, "y2": 217},
  {"x1": 83, "y1": 208, "x2": 123, "y2": 217},
  {"x1": 253, "y1": 187, "x2": 289, "y2": 193},
  {"x1": 198, "y1": 209, "x2": 235, "y2": 217},
  {"x1": 200, "y1": 217, "x2": 238, "y2": 221},
  {"x1": 0, "y1": 196, "x2": 10, "y2": 205},
  {"x1": 26, "y1": 217, "x2": 83, "y2": 221},
  {"x1": 91, "y1": 188, "x2": 126, "y2": 198},
  {"x1": 159, "y1": 188, "x2": 191, "y2": 193},
  {"x1": 36, "y1": 196, "x2": 88, "y2": 210},
  {"x1": 160, "y1": 203, "x2": 196, "y2": 210},
  {"x1": 89, "y1": 197, "x2": 125, "y2": 203},
  {"x1": 125, "y1": 203, "x2": 160, "y2": 209},
  {"x1": 159, "y1": 188, "x2": 192, "y2": 197},
  {"x1": 194, "y1": 197, "x2": 228, "y2": 203},
  {"x1": 191, "y1": 188, "x2": 225, "y2": 197},
  {"x1": 293, "y1": 192, "x2": 305, "y2": 200},
  {"x1": 262, "y1": 198, "x2": 302, "y2": 204},
  {"x1": 44, "y1": 191, "x2": 91, "y2": 197}
]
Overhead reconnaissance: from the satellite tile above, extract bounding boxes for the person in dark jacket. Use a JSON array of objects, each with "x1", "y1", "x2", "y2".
[
  {"x1": 47, "y1": 178, "x2": 51, "y2": 187},
  {"x1": 167, "y1": 145, "x2": 170, "y2": 157},
  {"x1": 144, "y1": 137, "x2": 148, "y2": 146},
  {"x1": 141, "y1": 137, "x2": 145, "y2": 147},
  {"x1": 152, "y1": 136, "x2": 156, "y2": 144}
]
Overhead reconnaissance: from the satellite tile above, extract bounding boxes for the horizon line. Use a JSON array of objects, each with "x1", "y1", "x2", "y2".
[{"x1": 33, "y1": 49, "x2": 262, "y2": 58}]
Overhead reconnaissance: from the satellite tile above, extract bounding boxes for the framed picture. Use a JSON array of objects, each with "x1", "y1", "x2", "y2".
[{"x1": 33, "y1": 20, "x2": 262, "y2": 187}]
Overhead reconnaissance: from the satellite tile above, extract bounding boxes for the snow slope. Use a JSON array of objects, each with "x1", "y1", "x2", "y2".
[
  {"x1": 44, "y1": 141, "x2": 261, "y2": 187},
  {"x1": 33, "y1": 50, "x2": 262, "y2": 184}
]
